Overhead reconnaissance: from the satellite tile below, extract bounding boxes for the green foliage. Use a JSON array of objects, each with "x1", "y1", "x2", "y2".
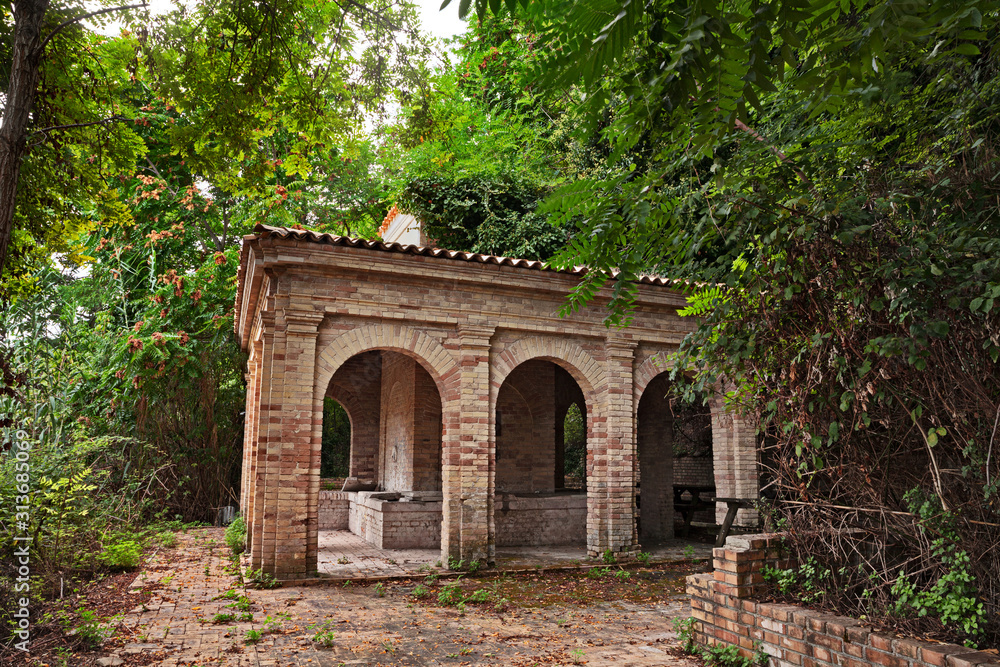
[
  {"x1": 438, "y1": 581, "x2": 464, "y2": 606},
  {"x1": 244, "y1": 628, "x2": 263, "y2": 644},
  {"x1": 411, "y1": 583, "x2": 431, "y2": 599},
  {"x1": 636, "y1": 552, "x2": 651, "y2": 565},
  {"x1": 466, "y1": 588, "x2": 490, "y2": 604},
  {"x1": 673, "y1": 616, "x2": 697, "y2": 653},
  {"x1": 97, "y1": 539, "x2": 142, "y2": 570},
  {"x1": 156, "y1": 531, "x2": 178, "y2": 549},
  {"x1": 72, "y1": 609, "x2": 118, "y2": 649},
  {"x1": 601, "y1": 549, "x2": 615, "y2": 565},
  {"x1": 888, "y1": 490, "x2": 987, "y2": 642},
  {"x1": 245, "y1": 568, "x2": 279, "y2": 589},
  {"x1": 451, "y1": 0, "x2": 1000, "y2": 645},
  {"x1": 563, "y1": 403, "x2": 586, "y2": 484},
  {"x1": 762, "y1": 558, "x2": 830, "y2": 604},
  {"x1": 321, "y1": 398, "x2": 351, "y2": 478},
  {"x1": 225, "y1": 516, "x2": 247, "y2": 556},
  {"x1": 674, "y1": 615, "x2": 766, "y2": 667},
  {"x1": 309, "y1": 620, "x2": 337, "y2": 647}
]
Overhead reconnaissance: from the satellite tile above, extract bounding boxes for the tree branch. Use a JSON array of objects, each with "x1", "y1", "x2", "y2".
[
  {"x1": 30, "y1": 114, "x2": 130, "y2": 135},
  {"x1": 39, "y1": 3, "x2": 148, "y2": 53}
]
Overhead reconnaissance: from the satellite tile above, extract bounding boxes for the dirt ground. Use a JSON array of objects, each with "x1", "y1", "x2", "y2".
[{"x1": 8, "y1": 528, "x2": 711, "y2": 667}]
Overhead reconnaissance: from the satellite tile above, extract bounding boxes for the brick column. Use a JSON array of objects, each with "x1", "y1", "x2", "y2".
[
  {"x1": 249, "y1": 313, "x2": 275, "y2": 568},
  {"x1": 253, "y1": 309, "x2": 324, "y2": 578},
  {"x1": 241, "y1": 338, "x2": 263, "y2": 520},
  {"x1": 275, "y1": 310, "x2": 324, "y2": 578},
  {"x1": 590, "y1": 338, "x2": 639, "y2": 558},
  {"x1": 710, "y1": 395, "x2": 759, "y2": 526},
  {"x1": 441, "y1": 324, "x2": 494, "y2": 566}
]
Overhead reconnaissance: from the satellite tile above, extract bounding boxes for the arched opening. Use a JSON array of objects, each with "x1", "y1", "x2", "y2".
[
  {"x1": 494, "y1": 359, "x2": 588, "y2": 547},
  {"x1": 318, "y1": 349, "x2": 443, "y2": 552},
  {"x1": 636, "y1": 373, "x2": 713, "y2": 544},
  {"x1": 321, "y1": 398, "x2": 351, "y2": 481}
]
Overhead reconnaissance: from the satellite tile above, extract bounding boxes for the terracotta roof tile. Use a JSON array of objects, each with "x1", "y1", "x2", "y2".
[
  {"x1": 377, "y1": 206, "x2": 399, "y2": 239},
  {"x1": 251, "y1": 224, "x2": 681, "y2": 286},
  {"x1": 235, "y1": 224, "x2": 686, "y2": 339}
]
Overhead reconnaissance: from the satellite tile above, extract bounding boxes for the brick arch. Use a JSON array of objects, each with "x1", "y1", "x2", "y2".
[
  {"x1": 491, "y1": 336, "x2": 606, "y2": 404},
  {"x1": 313, "y1": 324, "x2": 460, "y2": 403},
  {"x1": 633, "y1": 352, "x2": 673, "y2": 406}
]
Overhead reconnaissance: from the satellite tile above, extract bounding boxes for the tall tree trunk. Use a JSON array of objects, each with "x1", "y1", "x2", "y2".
[{"x1": 0, "y1": 0, "x2": 50, "y2": 279}]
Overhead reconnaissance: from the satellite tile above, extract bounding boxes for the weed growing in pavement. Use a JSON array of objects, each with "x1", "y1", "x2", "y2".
[
  {"x1": 337, "y1": 556, "x2": 350, "y2": 565},
  {"x1": 157, "y1": 531, "x2": 178, "y2": 548},
  {"x1": 438, "y1": 581, "x2": 464, "y2": 605},
  {"x1": 245, "y1": 568, "x2": 280, "y2": 589},
  {"x1": 308, "y1": 620, "x2": 337, "y2": 647},
  {"x1": 636, "y1": 552, "x2": 651, "y2": 565},
  {"x1": 411, "y1": 584, "x2": 431, "y2": 599},
  {"x1": 374, "y1": 582, "x2": 385, "y2": 597},
  {"x1": 602, "y1": 549, "x2": 616, "y2": 565},
  {"x1": 244, "y1": 628, "x2": 262, "y2": 644},
  {"x1": 226, "y1": 595, "x2": 252, "y2": 611},
  {"x1": 212, "y1": 613, "x2": 236, "y2": 624},
  {"x1": 683, "y1": 544, "x2": 697, "y2": 559},
  {"x1": 238, "y1": 612, "x2": 253, "y2": 622}
]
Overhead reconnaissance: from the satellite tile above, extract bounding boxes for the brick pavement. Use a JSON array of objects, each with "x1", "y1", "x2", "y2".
[
  {"x1": 110, "y1": 528, "x2": 707, "y2": 666},
  {"x1": 317, "y1": 529, "x2": 714, "y2": 579}
]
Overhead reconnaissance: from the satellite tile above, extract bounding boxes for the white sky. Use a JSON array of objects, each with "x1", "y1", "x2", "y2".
[
  {"x1": 91, "y1": 0, "x2": 467, "y2": 41},
  {"x1": 416, "y1": 0, "x2": 468, "y2": 40}
]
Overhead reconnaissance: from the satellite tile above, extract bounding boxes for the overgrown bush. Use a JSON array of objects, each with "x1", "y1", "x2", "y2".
[
  {"x1": 225, "y1": 515, "x2": 246, "y2": 555},
  {"x1": 97, "y1": 540, "x2": 143, "y2": 570}
]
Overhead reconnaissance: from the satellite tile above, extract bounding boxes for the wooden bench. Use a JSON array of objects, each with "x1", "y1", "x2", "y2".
[
  {"x1": 673, "y1": 484, "x2": 716, "y2": 537},
  {"x1": 712, "y1": 497, "x2": 757, "y2": 547}
]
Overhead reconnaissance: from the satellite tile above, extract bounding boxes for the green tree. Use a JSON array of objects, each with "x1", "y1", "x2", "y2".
[{"x1": 453, "y1": 0, "x2": 1000, "y2": 644}]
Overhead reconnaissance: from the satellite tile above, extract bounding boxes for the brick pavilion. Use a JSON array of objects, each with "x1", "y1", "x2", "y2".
[{"x1": 234, "y1": 224, "x2": 758, "y2": 579}]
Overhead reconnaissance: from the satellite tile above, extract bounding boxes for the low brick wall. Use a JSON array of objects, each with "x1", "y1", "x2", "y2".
[
  {"x1": 318, "y1": 490, "x2": 350, "y2": 530},
  {"x1": 687, "y1": 534, "x2": 1000, "y2": 667},
  {"x1": 495, "y1": 493, "x2": 587, "y2": 547},
  {"x1": 347, "y1": 492, "x2": 443, "y2": 549}
]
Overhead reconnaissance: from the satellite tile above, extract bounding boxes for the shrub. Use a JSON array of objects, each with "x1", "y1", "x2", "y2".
[
  {"x1": 98, "y1": 540, "x2": 142, "y2": 570},
  {"x1": 225, "y1": 515, "x2": 246, "y2": 555}
]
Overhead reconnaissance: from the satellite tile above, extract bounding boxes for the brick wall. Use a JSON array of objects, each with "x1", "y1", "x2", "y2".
[
  {"x1": 348, "y1": 492, "x2": 442, "y2": 549},
  {"x1": 318, "y1": 490, "x2": 350, "y2": 529},
  {"x1": 687, "y1": 534, "x2": 1000, "y2": 667},
  {"x1": 326, "y1": 351, "x2": 381, "y2": 482},
  {"x1": 495, "y1": 493, "x2": 587, "y2": 546},
  {"x1": 377, "y1": 352, "x2": 443, "y2": 493},
  {"x1": 637, "y1": 373, "x2": 675, "y2": 540},
  {"x1": 496, "y1": 360, "x2": 557, "y2": 494}
]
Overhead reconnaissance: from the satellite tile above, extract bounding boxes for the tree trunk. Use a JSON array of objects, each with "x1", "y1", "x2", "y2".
[{"x1": 0, "y1": 0, "x2": 50, "y2": 279}]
